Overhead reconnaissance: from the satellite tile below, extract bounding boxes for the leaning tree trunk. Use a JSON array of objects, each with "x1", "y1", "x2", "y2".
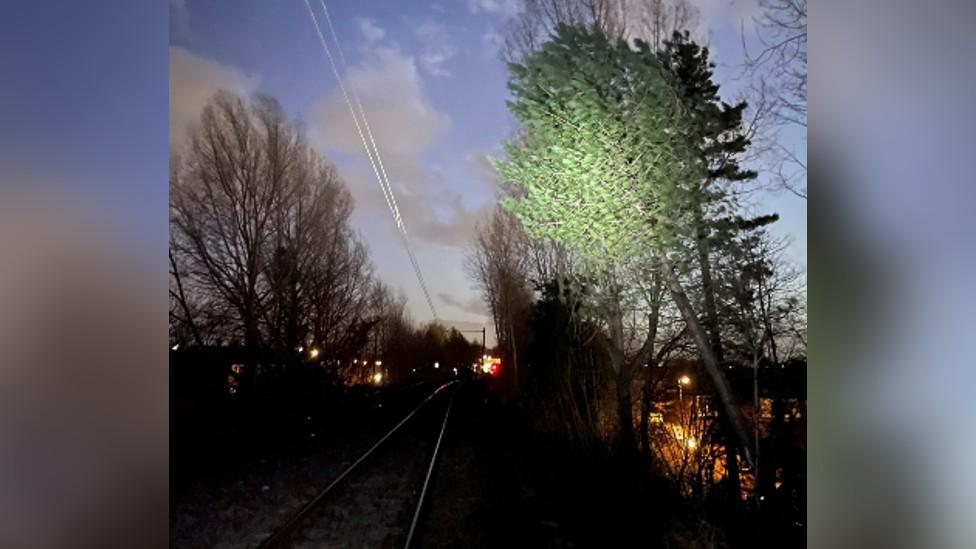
[
  {"x1": 659, "y1": 255, "x2": 755, "y2": 472},
  {"x1": 696, "y1": 221, "x2": 725, "y2": 365},
  {"x1": 694, "y1": 214, "x2": 745, "y2": 502}
]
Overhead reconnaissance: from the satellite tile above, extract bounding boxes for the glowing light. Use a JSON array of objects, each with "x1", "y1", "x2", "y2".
[
  {"x1": 686, "y1": 437, "x2": 698, "y2": 450},
  {"x1": 678, "y1": 375, "x2": 691, "y2": 386},
  {"x1": 372, "y1": 372, "x2": 383, "y2": 384},
  {"x1": 375, "y1": 360, "x2": 382, "y2": 366},
  {"x1": 310, "y1": 348, "x2": 320, "y2": 359},
  {"x1": 171, "y1": 344, "x2": 179, "y2": 351},
  {"x1": 481, "y1": 356, "x2": 501, "y2": 374},
  {"x1": 298, "y1": 346, "x2": 304, "y2": 352},
  {"x1": 434, "y1": 362, "x2": 440, "y2": 369}
]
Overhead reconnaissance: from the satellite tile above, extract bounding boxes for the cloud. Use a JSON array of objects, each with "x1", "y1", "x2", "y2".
[
  {"x1": 482, "y1": 29, "x2": 504, "y2": 58},
  {"x1": 439, "y1": 293, "x2": 489, "y2": 316},
  {"x1": 311, "y1": 47, "x2": 490, "y2": 249},
  {"x1": 694, "y1": 0, "x2": 763, "y2": 32},
  {"x1": 356, "y1": 17, "x2": 386, "y2": 42},
  {"x1": 169, "y1": 47, "x2": 259, "y2": 148},
  {"x1": 468, "y1": 0, "x2": 521, "y2": 17},
  {"x1": 312, "y1": 47, "x2": 449, "y2": 166},
  {"x1": 410, "y1": 20, "x2": 458, "y2": 77},
  {"x1": 466, "y1": 151, "x2": 504, "y2": 192}
]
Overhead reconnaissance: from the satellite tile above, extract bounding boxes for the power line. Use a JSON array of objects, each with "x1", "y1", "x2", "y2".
[
  {"x1": 315, "y1": 1, "x2": 425, "y2": 299},
  {"x1": 302, "y1": 0, "x2": 438, "y2": 320}
]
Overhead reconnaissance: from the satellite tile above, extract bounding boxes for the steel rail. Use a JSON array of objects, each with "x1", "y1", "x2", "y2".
[
  {"x1": 404, "y1": 384, "x2": 458, "y2": 548},
  {"x1": 258, "y1": 381, "x2": 457, "y2": 548}
]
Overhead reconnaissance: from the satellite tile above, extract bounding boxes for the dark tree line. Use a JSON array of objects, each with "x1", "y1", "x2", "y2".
[{"x1": 170, "y1": 91, "x2": 482, "y2": 392}]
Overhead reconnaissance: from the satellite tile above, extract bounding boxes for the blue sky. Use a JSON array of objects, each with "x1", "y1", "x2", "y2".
[{"x1": 170, "y1": 0, "x2": 806, "y2": 343}]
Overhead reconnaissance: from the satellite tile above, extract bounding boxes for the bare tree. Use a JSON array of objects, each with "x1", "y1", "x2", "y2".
[
  {"x1": 171, "y1": 91, "x2": 384, "y2": 393},
  {"x1": 171, "y1": 91, "x2": 295, "y2": 390},
  {"x1": 466, "y1": 206, "x2": 535, "y2": 390},
  {"x1": 743, "y1": 0, "x2": 807, "y2": 198},
  {"x1": 500, "y1": 0, "x2": 699, "y2": 63}
]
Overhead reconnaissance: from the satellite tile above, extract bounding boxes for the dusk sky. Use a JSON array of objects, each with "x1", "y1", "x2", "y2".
[{"x1": 169, "y1": 0, "x2": 806, "y2": 344}]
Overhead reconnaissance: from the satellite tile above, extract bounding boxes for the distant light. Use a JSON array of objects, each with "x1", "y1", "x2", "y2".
[
  {"x1": 171, "y1": 344, "x2": 179, "y2": 351},
  {"x1": 759, "y1": 495, "x2": 765, "y2": 501},
  {"x1": 412, "y1": 368, "x2": 417, "y2": 373},
  {"x1": 375, "y1": 360, "x2": 382, "y2": 366},
  {"x1": 434, "y1": 362, "x2": 439, "y2": 369},
  {"x1": 686, "y1": 437, "x2": 697, "y2": 450},
  {"x1": 298, "y1": 346, "x2": 303, "y2": 352},
  {"x1": 453, "y1": 367, "x2": 458, "y2": 375},
  {"x1": 353, "y1": 359, "x2": 358, "y2": 364},
  {"x1": 372, "y1": 372, "x2": 383, "y2": 384},
  {"x1": 678, "y1": 375, "x2": 691, "y2": 386},
  {"x1": 309, "y1": 348, "x2": 320, "y2": 359}
]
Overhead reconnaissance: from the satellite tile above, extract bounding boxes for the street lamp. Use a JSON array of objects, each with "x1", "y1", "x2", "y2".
[{"x1": 678, "y1": 374, "x2": 691, "y2": 403}]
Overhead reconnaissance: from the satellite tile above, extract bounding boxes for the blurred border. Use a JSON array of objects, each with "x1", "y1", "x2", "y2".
[
  {"x1": 812, "y1": 1, "x2": 976, "y2": 547},
  {"x1": 0, "y1": 1, "x2": 168, "y2": 547}
]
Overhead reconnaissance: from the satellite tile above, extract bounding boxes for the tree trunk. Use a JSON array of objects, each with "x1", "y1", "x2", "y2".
[
  {"x1": 659, "y1": 255, "x2": 755, "y2": 470},
  {"x1": 169, "y1": 249, "x2": 203, "y2": 347},
  {"x1": 722, "y1": 414, "x2": 742, "y2": 503},
  {"x1": 639, "y1": 369, "x2": 653, "y2": 457},
  {"x1": 638, "y1": 279, "x2": 662, "y2": 458},
  {"x1": 696, "y1": 217, "x2": 725, "y2": 364},
  {"x1": 694, "y1": 214, "x2": 747, "y2": 501},
  {"x1": 607, "y1": 305, "x2": 636, "y2": 454}
]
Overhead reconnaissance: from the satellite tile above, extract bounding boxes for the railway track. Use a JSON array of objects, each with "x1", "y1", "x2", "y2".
[{"x1": 257, "y1": 381, "x2": 459, "y2": 548}]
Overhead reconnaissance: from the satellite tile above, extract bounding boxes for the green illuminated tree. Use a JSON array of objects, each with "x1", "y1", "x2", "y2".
[{"x1": 495, "y1": 24, "x2": 754, "y2": 463}]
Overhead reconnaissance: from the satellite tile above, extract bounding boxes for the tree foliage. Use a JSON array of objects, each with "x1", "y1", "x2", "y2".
[{"x1": 495, "y1": 24, "x2": 703, "y2": 268}]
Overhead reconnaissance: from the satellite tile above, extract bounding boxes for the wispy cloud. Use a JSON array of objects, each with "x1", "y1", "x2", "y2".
[
  {"x1": 482, "y1": 29, "x2": 504, "y2": 58},
  {"x1": 356, "y1": 17, "x2": 386, "y2": 43},
  {"x1": 439, "y1": 292, "x2": 488, "y2": 316},
  {"x1": 410, "y1": 19, "x2": 458, "y2": 77},
  {"x1": 467, "y1": 0, "x2": 521, "y2": 17},
  {"x1": 310, "y1": 46, "x2": 489, "y2": 249},
  {"x1": 168, "y1": 47, "x2": 259, "y2": 148}
]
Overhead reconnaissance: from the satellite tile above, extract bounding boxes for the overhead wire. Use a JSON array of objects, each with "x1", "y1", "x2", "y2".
[{"x1": 302, "y1": 0, "x2": 439, "y2": 320}]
